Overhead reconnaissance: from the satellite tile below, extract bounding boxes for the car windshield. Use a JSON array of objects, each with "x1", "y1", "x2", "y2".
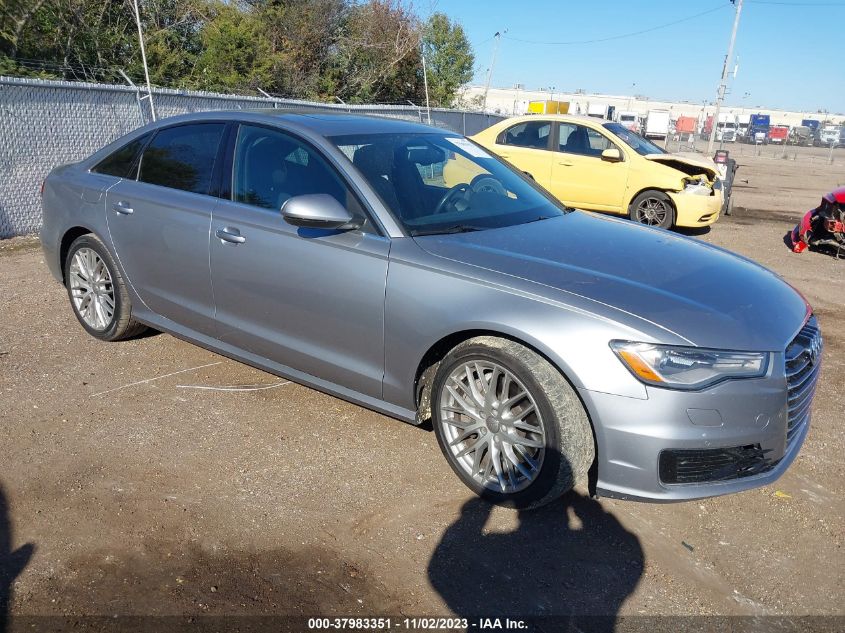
[
  {"x1": 329, "y1": 132, "x2": 566, "y2": 236},
  {"x1": 602, "y1": 122, "x2": 666, "y2": 156}
]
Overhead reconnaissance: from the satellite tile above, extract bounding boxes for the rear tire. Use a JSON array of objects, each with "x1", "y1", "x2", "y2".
[
  {"x1": 64, "y1": 233, "x2": 147, "y2": 341},
  {"x1": 629, "y1": 190, "x2": 675, "y2": 229},
  {"x1": 431, "y1": 336, "x2": 594, "y2": 510}
]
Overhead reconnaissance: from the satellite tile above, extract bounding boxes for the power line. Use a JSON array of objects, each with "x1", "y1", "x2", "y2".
[
  {"x1": 501, "y1": 5, "x2": 730, "y2": 46},
  {"x1": 746, "y1": 1, "x2": 845, "y2": 5}
]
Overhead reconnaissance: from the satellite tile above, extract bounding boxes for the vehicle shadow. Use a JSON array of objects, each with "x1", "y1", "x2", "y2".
[
  {"x1": 676, "y1": 225, "x2": 711, "y2": 238},
  {"x1": 0, "y1": 485, "x2": 35, "y2": 633},
  {"x1": 428, "y1": 488, "x2": 642, "y2": 631}
]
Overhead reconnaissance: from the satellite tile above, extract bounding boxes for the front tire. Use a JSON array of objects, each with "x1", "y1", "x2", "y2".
[
  {"x1": 64, "y1": 233, "x2": 147, "y2": 341},
  {"x1": 629, "y1": 190, "x2": 675, "y2": 229},
  {"x1": 432, "y1": 337, "x2": 594, "y2": 510}
]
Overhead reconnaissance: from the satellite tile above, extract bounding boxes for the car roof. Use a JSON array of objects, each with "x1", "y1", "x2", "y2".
[
  {"x1": 146, "y1": 109, "x2": 444, "y2": 137},
  {"x1": 495, "y1": 113, "x2": 615, "y2": 126}
]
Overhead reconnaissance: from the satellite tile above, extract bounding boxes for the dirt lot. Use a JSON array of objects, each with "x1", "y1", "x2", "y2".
[{"x1": 1, "y1": 152, "x2": 843, "y2": 629}]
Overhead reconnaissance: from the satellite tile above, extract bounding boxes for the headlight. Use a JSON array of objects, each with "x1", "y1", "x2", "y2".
[{"x1": 610, "y1": 341, "x2": 769, "y2": 390}]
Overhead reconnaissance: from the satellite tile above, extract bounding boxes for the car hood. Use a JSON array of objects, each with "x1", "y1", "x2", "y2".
[
  {"x1": 413, "y1": 212, "x2": 808, "y2": 351},
  {"x1": 644, "y1": 154, "x2": 718, "y2": 180}
]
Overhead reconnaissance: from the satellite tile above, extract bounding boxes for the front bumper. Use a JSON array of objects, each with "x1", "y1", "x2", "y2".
[
  {"x1": 579, "y1": 360, "x2": 812, "y2": 502},
  {"x1": 668, "y1": 189, "x2": 722, "y2": 227}
]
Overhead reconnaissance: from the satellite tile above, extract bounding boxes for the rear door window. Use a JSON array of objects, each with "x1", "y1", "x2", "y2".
[
  {"x1": 138, "y1": 123, "x2": 225, "y2": 195},
  {"x1": 496, "y1": 121, "x2": 552, "y2": 150},
  {"x1": 92, "y1": 134, "x2": 150, "y2": 178}
]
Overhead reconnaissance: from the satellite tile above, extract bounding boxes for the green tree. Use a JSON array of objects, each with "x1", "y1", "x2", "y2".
[
  {"x1": 194, "y1": 2, "x2": 278, "y2": 93},
  {"x1": 253, "y1": 0, "x2": 346, "y2": 98},
  {"x1": 138, "y1": 0, "x2": 206, "y2": 89},
  {"x1": 323, "y1": 0, "x2": 425, "y2": 103},
  {"x1": 422, "y1": 12, "x2": 473, "y2": 107}
]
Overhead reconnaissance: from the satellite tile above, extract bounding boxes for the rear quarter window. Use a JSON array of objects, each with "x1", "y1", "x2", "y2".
[{"x1": 91, "y1": 134, "x2": 150, "y2": 178}]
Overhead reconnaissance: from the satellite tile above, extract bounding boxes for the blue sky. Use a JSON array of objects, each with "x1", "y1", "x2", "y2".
[{"x1": 423, "y1": 0, "x2": 845, "y2": 113}]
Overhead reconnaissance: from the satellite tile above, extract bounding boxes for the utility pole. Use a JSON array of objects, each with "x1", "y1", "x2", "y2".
[
  {"x1": 707, "y1": 0, "x2": 743, "y2": 154},
  {"x1": 131, "y1": 0, "x2": 156, "y2": 122},
  {"x1": 482, "y1": 31, "x2": 502, "y2": 113},
  {"x1": 421, "y1": 53, "x2": 432, "y2": 125}
]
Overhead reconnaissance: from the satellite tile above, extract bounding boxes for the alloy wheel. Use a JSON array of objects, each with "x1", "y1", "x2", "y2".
[
  {"x1": 69, "y1": 247, "x2": 115, "y2": 331},
  {"x1": 635, "y1": 197, "x2": 670, "y2": 226},
  {"x1": 438, "y1": 360, "x2": 546, "y2": 493}
]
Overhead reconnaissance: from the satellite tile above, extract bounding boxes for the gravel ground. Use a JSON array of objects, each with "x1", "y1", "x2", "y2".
[{"x1": 0, "y1": 154, "x2": 843, "y2": 629}]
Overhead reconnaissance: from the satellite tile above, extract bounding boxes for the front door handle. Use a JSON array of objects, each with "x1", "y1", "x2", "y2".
[
  {"x1": 113, "y1": 201, "x2": 134, "y2": 215},
  {"x1": 557, "y1": 160, "x2": 574, "y2": 167},
  {"x1": 215, "y1": 227, "x2": 246, "y2": 244}
]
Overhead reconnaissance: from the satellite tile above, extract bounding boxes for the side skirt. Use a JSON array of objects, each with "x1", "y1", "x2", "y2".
[{"x1": 134, "y1": 311, "x2": 421, "y2": 426}]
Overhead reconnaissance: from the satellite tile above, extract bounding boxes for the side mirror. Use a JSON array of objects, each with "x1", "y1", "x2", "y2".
[
  {"x1": 281, "y1": 194, "x2": 359, "y2": 230},
  {"x1": 601, "y1": 148, "x2": 622, "y2": 163}
]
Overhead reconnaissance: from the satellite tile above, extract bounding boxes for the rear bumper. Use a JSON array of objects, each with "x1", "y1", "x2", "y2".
[
  {"x1": 578, "y1": 363, "x2": 811, "y2": 502},
  {"x1": 40, "y1": 223, "x2": 63, "y2": 283},
  {"x1": 668, "y1": 190, "x2": 722, "y2": 227}
]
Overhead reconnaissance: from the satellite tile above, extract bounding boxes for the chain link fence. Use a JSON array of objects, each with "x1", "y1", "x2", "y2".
[
  {"x1": 0, "y1": 76, "x2": 504, "y2": 238},
  {"x1": 663, "y1": 134, "x2": 843, "y2": 164}
]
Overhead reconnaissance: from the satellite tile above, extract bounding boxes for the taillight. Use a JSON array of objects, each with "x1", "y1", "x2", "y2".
[{"x1": 40, "y1": 180, "x2": 45, "y2": 196}]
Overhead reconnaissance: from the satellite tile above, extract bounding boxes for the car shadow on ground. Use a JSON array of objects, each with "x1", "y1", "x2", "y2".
[
  {"x1": 0, "y1": 484, "x2": 35, "y2": 633},
  {"x1": 428, "y1": 490, "x2": 643, "y2": 631},
  {"x1": 676, "y1": 225, "x2": 711, "y2": 238}
]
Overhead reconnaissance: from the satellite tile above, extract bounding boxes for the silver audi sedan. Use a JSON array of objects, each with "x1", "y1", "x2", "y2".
[{"x1": 40, "y1": 111, "x2": 822, "y2": 508}]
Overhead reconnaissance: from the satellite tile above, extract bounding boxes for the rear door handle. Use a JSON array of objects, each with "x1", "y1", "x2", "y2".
[
  {"x1": 113, "y1": 201, "x2": 134, "y2": 215},
  {"x1": 557, "y1": 160, "x2": 574, "y2": 167},
  {"x1": 215, "y1": 227, "x2": 246, "y2": 244}
]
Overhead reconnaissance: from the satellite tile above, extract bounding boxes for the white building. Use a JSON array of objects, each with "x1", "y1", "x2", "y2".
[{"x1": 458, "y1": 85, "x2": 844, "y2": 128}]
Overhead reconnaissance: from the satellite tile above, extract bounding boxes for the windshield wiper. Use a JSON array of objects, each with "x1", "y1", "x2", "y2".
[{"x1": 412, "y1": 224, "x2": 484, "y2": 236}]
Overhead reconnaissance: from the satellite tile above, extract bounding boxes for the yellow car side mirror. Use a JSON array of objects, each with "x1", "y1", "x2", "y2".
[{"x1": 601, "y1": 148, "x2": 623, "y2": 163}]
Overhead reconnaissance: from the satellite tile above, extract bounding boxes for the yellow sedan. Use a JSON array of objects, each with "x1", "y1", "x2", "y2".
[{"x1": 467, "y1": 114, "x2": 723, "y2": 229}]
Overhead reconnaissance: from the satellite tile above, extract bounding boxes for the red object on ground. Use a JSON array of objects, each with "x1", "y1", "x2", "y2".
[{"x1": 789, "y1": 187, "x2": 845, "y2": 255}]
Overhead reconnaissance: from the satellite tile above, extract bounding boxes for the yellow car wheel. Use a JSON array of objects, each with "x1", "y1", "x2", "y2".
[{"x1": 629, "y1": 190, "x2": 675, "y2": 229}]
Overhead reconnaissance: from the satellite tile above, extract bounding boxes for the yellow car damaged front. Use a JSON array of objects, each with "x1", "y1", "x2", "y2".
[{"x1": 466, "y1": 114, "x2": 723, "y2": 229}]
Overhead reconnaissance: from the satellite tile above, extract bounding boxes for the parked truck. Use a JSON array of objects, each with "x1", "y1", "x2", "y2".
[
  {"x1": 644, "y1": 109, "x2": 670, "y2": 140},
  {"x1": 790, "y1": 126, "x2": 814, "y2": 146},
  {"x1": 746, "y1": 114, "x2": 770, "y2": 144},
  {"x1": 736, "y1": 113, "x2": 751, "y2": 139},
  {"x1": 616, "y1": 110, "x2": 640, "y2": 132},
  {"x1": 768, "y1": 125, "x2": 789, "y2": 144},
  {"x1": 702, "y1": 114, "x2": 737, "y2": 142},
  {"x1": 802, "y1": 119, "x2": 821, "y2": 132},
  {"x1": 674, "y1": 115, "x2": 697, "y2": 136},
  {"x1": 587, "y1": 102, "x2": 614, "y2": 119},
  {"x1": 818, "y1": 125, "x2": 840, "y2": 147},
  {"x1": 527, "y1": 100, "x2": 569, "y2": 115}
]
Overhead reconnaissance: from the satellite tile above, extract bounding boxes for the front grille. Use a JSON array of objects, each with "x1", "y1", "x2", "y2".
[
  {"x1": 785, "y1": 315, "x2": 823, "y2": 444},
  {"x1": 659, "y1": 445, "x2": 774, "y2": 484}
]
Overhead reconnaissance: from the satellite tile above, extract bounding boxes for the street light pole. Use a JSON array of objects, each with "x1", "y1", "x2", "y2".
[
  {"x1": 482, "y1": 31, "x2": 502, "y2": 113},
  {"x1": 421, "y1": 53, "x2": 432, "y2": 125},
  {"x1": 707, "y1": 0, "x2": 743, "y2": 155},
  {"x1": 131, "y1": 0, "x2": 156, "y2": 122}
]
